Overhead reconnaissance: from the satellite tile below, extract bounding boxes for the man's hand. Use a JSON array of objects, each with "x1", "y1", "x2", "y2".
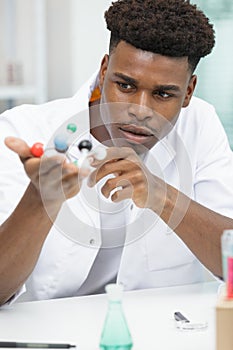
[
  {"x1": 4, "y1": 137, "x2": 88, "y2": 206},
  {"x1": 88, "y1": 146, "x2": 167, "y2": 214}
]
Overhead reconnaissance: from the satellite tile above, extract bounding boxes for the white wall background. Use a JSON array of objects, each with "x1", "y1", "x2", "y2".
[
  {"x1": 0, "y1": 0, "x2": 112, "y2": 111},
  {"x1": 70, "y1": 0, "x2": 112, "y2": 94}
]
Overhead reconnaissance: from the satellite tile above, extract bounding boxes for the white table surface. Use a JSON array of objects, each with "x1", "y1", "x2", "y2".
[{"x1": 0, "y1": 281, "x2": 222, "y2": 350}]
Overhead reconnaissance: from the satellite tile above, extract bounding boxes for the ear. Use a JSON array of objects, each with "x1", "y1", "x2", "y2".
[
  {"x1": 99, "y1": 54, "x2": 109, "y2": 90},
  {"x1": 182, "y1": 75, "x2": 197, "y2": 108}
]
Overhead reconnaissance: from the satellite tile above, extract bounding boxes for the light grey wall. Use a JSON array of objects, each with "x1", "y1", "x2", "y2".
[
  {"x1": 46, "y1": 0, "x2": 73, "y2": 100},
  {"x1": 0, "y1": 0, "x2": 112, "y2": 108},
  {"x1": 193, "y1": 0, "x2": 233, "y2": 148},
  {"x1": 0, "y1": 0, "x2": 34, "y2": 86},
  {"x1": 47, "y1": 0, "x2": 113, "y2": 99},
  {"x1": 70, "y1": 0, "x2": 112, "y2": 94}
]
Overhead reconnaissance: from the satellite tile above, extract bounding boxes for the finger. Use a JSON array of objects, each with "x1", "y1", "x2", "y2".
[
  {"x1": 24, "y1": 158, "x2": 41, "y2": 177},
  {"x1": 24, "y1": 156, "x2": 67, "y2": 183},
  {"x1": 111, "y1": 184, "x2": 133, "y2": 203},
  {"x1": 39, "y1": 155, "x2": 67, "y2": 176},
  {"x1": 4, "y1": 136, "x2": 32, "y2": 160},
  {"x1": 40, "y1": 154, "x2": 90, "y2": 178},
  {"x1": 101, "y1": 177, "x2": 132, "y2": 198},
  {"x1": 40, "y1": 160, "x2": 82, "y2": 187},
  {"x1": 39, "y1": 161, "x2": 79, "y2": 196},
  {"x1": 88, "y1": 160, "x2": 122, "y2": 187},
  {"x1": 88, "y1": 146, "x2": 140, "y2": 186},
  {"x1": 91, "y1": 146, "x2": 134, "y2": 167},
  {"x1": 40, "y1": 162, "x2": 81, "y2": 201},
  {"x1": 88, "y1": 157, "x2": 139, "y2": 187},
  {"x1": 61, "y1": 171, "x2": 80, "y2": 197},
  {"x1": 23, "y1": 157, "x2": 63, "y2": 182}
]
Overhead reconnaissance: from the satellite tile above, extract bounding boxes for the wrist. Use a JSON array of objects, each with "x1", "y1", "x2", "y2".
[
  {"x1": 159, "y1": 185, "x2": 179, "y2": 224},
  {"x1": 26, "y1": 182, "x2": 63, "y2": 221},
  {"x1": 160, "y1": 186, "x2": 191, "y2": 231}
]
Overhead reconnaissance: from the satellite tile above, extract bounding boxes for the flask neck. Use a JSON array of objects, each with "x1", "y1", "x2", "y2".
[{"x1": 108, "y1": 300, "x2": 122, "y2": 310}]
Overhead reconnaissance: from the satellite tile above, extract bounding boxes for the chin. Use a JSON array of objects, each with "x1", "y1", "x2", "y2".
[
  {"x1": 111, "y1": 138, "x2": 149, "y2": 155},
  {"x1": 129, "y1": 142, "x2": 151, "y2": 155}
]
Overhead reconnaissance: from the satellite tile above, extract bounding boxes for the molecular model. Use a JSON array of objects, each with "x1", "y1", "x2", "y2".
[{"x1": 30, "y1": 122, "x2": 106, "y2": 170}]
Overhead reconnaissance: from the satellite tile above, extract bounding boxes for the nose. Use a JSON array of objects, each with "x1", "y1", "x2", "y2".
[{"x1": 128, "y1": 91, "x2": 154, "y2": 121}]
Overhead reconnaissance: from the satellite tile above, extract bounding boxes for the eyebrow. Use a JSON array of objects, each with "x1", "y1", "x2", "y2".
[
  {"x1": 113, "y1": 72, "x2": 181, "y2": 92},
  {"x1": 155, "y1": 85, "x2": 181, "y2": 92},
  {"x1": 113, "y1": 72, "x2": 137, "y2": 85}
]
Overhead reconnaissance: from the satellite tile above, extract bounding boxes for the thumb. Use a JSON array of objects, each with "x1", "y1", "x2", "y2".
[{"x1": 4, "y1": 136, "x2": 32, "y2": 160}]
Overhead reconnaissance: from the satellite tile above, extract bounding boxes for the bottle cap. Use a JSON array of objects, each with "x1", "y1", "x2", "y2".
[
  {"x1": 222, "y1": 229, "x2": 233, "y2": 254},
  {"x1": 105, "y1": 283, "x2": 123, "y2": 301}
]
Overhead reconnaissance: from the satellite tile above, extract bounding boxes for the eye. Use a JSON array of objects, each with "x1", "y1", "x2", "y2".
[
  {"x1": 117, "y1": 82, "x2": 134, "y2": 91},
  {"x1": 154, "y1": 90, "x2": 172, "y2": 99}
]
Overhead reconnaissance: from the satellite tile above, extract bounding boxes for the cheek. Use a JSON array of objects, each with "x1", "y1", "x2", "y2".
[
  {"x1": 99, "y1": 101, "x2": 117, "y2": 129},
  {"x1": 100, "y1": 94, "x2": 127, "y2": 124},
  {"x1": 102, "y1": 80, "x2": 129, "y2": 104},
  {"x1": 155, "y1": 102, "x2": 182, "y2": 124}
]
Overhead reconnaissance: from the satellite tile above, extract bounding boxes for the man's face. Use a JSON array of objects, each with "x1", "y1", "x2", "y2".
[{"x1": 99, "y1": 41, "x2": 196, "y2": 154}]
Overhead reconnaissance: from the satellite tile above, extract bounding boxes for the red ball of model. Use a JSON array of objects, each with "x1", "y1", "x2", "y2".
[{"x1": 30, "y1": 142, "x2": 44, "y2": 157}]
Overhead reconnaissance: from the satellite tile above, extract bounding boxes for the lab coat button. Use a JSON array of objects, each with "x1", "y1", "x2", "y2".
[
  {"x1": 130, "y1": 204, "x2": 134, "y2": 210},
  {"x1": 89, "y1": 238, "x2": 95, "y2": 245}
]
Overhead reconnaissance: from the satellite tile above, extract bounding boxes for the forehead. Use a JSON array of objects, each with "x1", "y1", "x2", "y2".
[{"x1": 108, "y1": 41, "x2": 191, "y2": 85}]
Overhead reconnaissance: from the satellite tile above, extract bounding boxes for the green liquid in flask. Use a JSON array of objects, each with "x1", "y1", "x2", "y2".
[{"x1": 99, "y1": 284, "x2": 133, "y2": 350}]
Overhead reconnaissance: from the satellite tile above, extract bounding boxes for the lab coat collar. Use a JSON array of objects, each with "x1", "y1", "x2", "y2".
[
  {"x1": 51, "y1": 72, "x2": 102, "y2": 246},
  {"x1": 144, "y1": 135, "x2": 176, "y2": 174},
  {"x1": 73, "y1": 70, "x2": 100, "y2": 109}
]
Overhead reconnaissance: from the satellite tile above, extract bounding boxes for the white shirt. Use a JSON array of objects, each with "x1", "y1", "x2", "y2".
[
  {"x1": 1, "y1": 71, "x2": 233, "y2": 302},
  {"x1": 77, "y1": 137, "x2": 128, "y2": 295}
]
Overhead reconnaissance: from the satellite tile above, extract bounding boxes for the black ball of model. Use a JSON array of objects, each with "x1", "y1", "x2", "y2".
[{"x1": 78, "y1": 140, "x2": 92, "y2": 152}]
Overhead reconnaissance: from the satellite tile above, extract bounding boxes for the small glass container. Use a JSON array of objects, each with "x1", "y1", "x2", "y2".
[{"x1": 99, "y1": 284, "x2": 133, "y2": 350}]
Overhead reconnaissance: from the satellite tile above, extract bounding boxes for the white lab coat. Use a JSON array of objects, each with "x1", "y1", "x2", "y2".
[{"x1": 1, "y1": 72, "x2": 233, "y2": 301}]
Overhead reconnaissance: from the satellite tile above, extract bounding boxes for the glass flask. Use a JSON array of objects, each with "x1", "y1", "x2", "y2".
[{"x1": 99, "y1": 283, "x2": 133, "y2": 350}]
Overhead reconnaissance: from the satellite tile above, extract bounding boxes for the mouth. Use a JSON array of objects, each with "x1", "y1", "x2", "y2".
[{"x1": 119, "y1": 124, "x2": 154, "y2": 144}]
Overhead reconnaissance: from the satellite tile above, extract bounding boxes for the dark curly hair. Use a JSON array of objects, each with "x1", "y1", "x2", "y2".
[{"x1": 105, "y1": 0, "x2": 215, "y2": 72}]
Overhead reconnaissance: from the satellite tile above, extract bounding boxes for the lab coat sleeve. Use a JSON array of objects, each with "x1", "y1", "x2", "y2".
[
  {"x1": 0, "y1": 108, "x2": 31, "y2": 225},
  {"x1": 193, "y1": 105, "x2": 233, "y2": 218}
]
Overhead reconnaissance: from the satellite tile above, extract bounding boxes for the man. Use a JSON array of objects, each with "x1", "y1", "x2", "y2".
[{"x1": 1, "y1": 0, "x2": 233, "y2": 305}]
